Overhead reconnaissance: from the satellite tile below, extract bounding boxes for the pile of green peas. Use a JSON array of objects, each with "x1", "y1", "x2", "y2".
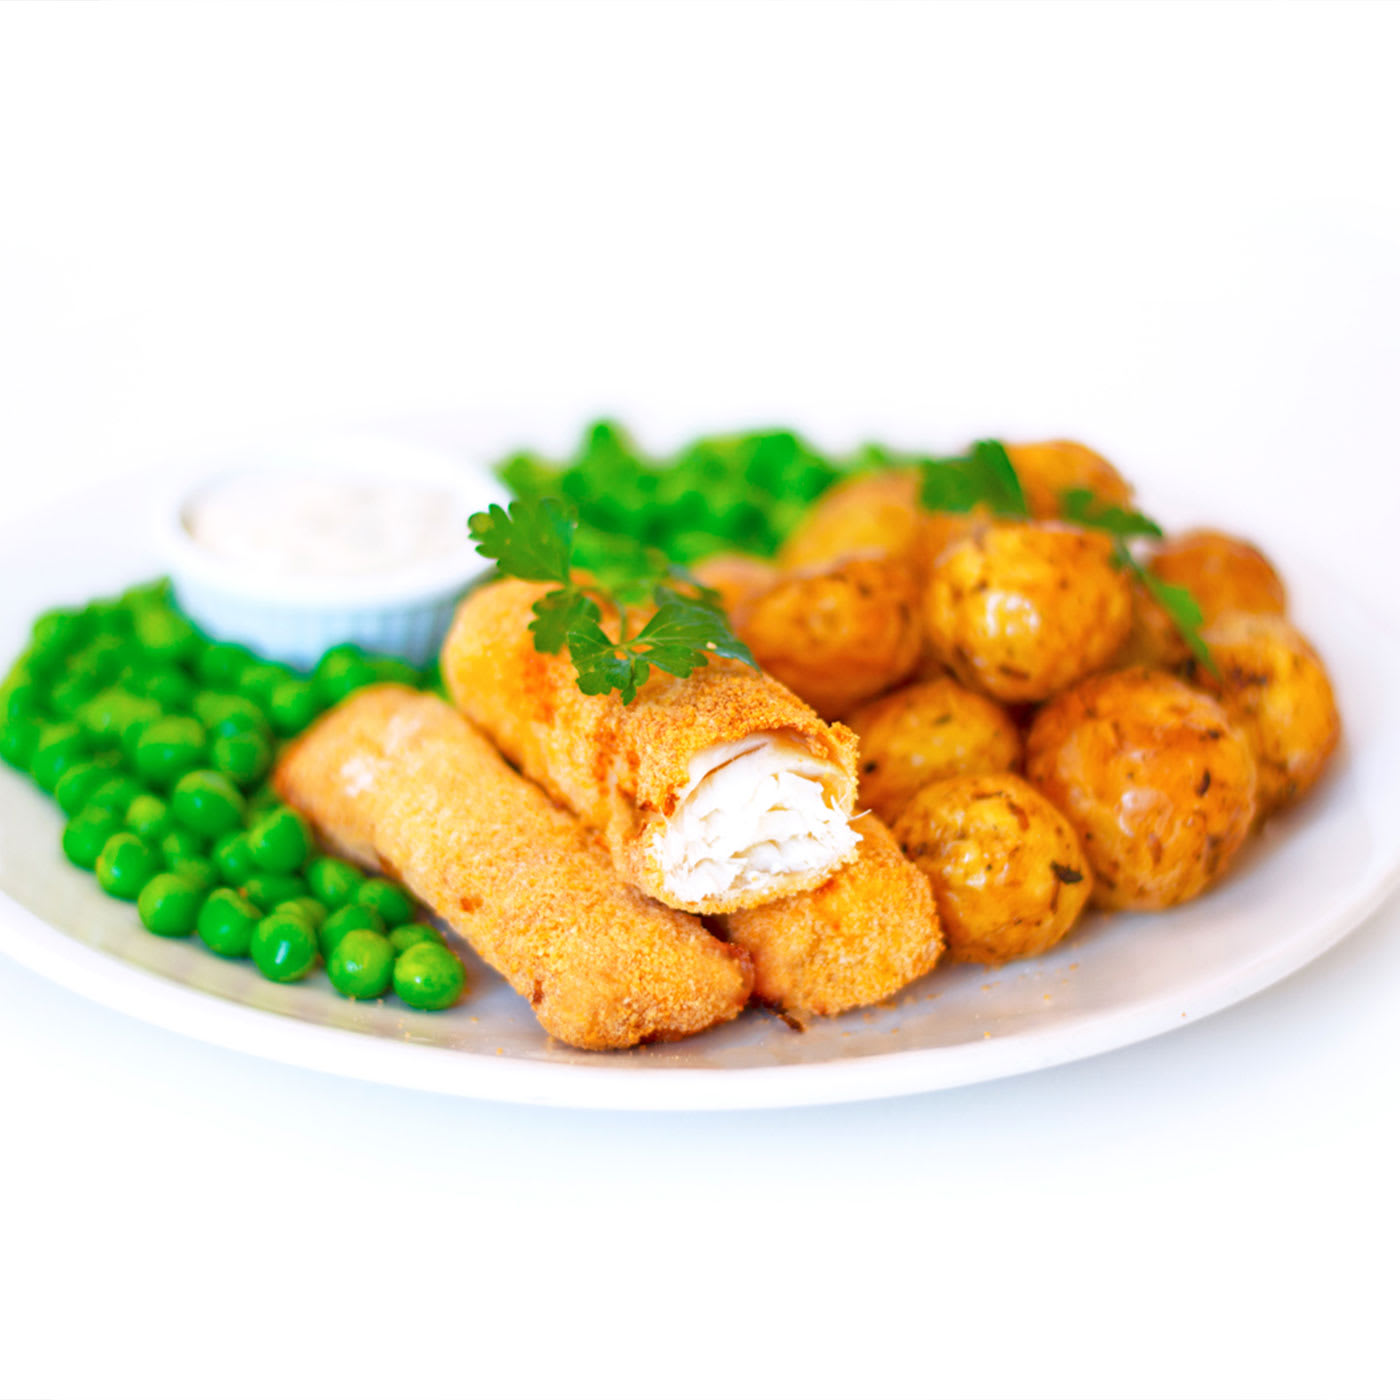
[{"x1": 0, "y1": 580, "x2": 467, "y2": 1012}]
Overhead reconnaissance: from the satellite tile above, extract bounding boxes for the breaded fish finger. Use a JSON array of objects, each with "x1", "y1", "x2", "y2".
[
  {"x1": 714, "y1": 814, "x2": 943, "y2": 1021},
  {"x1": 442, "y1": 580, "x2": 862, "y2": 915},
  {"x1": 274, "y1": 685, "x2": 753, "y2": 1050}
]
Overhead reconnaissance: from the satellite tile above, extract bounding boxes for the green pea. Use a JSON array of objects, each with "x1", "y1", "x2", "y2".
[
  {"x1": 79, "y1": 688, "x2": 158, "y2": 745},
  {"x1": 143, "y1": 668, "x2": 198, "y2": 710},
  {"x1": 318, "y1": 903, "x2": 384, "y2": 957},
  {"x1": 369, "y1": 656, "x2": 422, "y2": 688},
  {"x1": 273, "y1": 896, "x2": 327, "y2": 931},
  {"x1": 124, "y1": 793, "x2": 173, "y2": 842},
  {"x1": 247, "y1": 806, "x2": 311, "y2": 874},
  {"x1": 160, "y1": 827, "x2": 207, "y2": 864},
  {"x1": 68, "y1": 634, "x2": 131, "y2": 686},
  {"x1": 316, "y1": 656, "x2": 377, "y2": 706},
  {"x1": 210, "y1": 728, "x2": 273, "y2": 788},
  {"x1": 327, "y1": 928, "x2": 393, "y2": 1000},
  {"x1": 357, "y1": 878, "x2": 415, "y2": 927},
  {"x1": 389, "y1": 922, "x2": 445, "y2": 956},
  {"x1": 30, "y1": 722, "x2": 90, "y2": 792},
  {"x1": 134, "y1": 716, "x2": 207, "y2": 787},
  {"x1": 167, "y1": 854, "x2": 219, "y2": 894},
  {"x1": 118, "y1": 578, "x2": 170, "y2": 610},
  {"x1": 267, "y1": 679, "x2": 321, "y2": 736},
  {"x1": 62, "y1": 808, "x2": 123, "y2": 870},
  {"x1": 241, "y1": 663, "x2": 296, "y2": 710},
  {"x1": 245, "y1": 783, "x2": 282, "y2": 820},
  {"x1": 393, "y1": 942, "x2": 466, "y2": 1011},
  {"x1": 137, "y1": 873, "x2": 204, "y2": 936},
  {"x1": 196, "y1": 640, "x2": 255, "y2": 690},
  {"x1": 83, "y1": 597, "x2": 134, "y2": 636},
  {"x1": 197, "y1": 888, "x2": 261, "y2": 957},
  {"x1": 3, "y1": 681, "x2": 46, "y2": 724},
  {"x1": 86, "y1": 772, "x2": 144, "y2": 817},
  {"x1": 48, "y1": 674, "x2": 98, "y2": 719},
  {"x1": 132, "y1": 606, "x2": 199, "y2": 665},
  {"x1": 250, "y1": 911, "x2": 318, "y2": 983},
  {"x1": 212, "y1": 831, "x2": 260, "y2": 885},
  {"x1": 171, "y1": 769, "x2": 246, "y2": 837},
  {"x1": 193, "y1": 692, "x2": 270, "y2": 740},
  {"x1": 240, "y1": 872, "x2": 308, "y2": 913},
  {"x1": 54, "y1": 756, "x2": 121, "y2": 817},
  {"x1": 30, "y1": 607, "x2": 88, "y2": 662},
  {"x1": 306, "y1": 857, "x2": 363, "y2": 909},
  {"x1": 0, "y1": 717, "x2": 42, "y2": 773},
  {"x1": 96, "y1": 833, "x2": 161, "y2": 901}
]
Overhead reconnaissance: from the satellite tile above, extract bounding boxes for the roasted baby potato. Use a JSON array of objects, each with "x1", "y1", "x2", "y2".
[
  {"x1": 1188, "y1": 611, "x2": 1341, "y2": 818},
  {"x1": 1006, "y1": 440, "x2": 1135, "y2": 520},
  {"x1": 922, "y1": 521, "x2": 1133, "y2": 703},
  {"x1": 848, "y1": 677, "x2": 1023, "y2": 825},
  {"x1": 918, "y1": 506, "x2": 990, "y2": 572},
  {"x1": 738, "y1": 556, "x2": 923, "y2": 719},
  {"x1": 1025, "y1": 668, "x2": 1258, "y2": 910},
  {"x1": 1113, "y1": 576, "x2": 1193, "y2": 671},
  {"x1": 690, "y1": 552, "x2": 780, "y2": 618},
  {"x1": 1149, "y1": 529, "x2": 1288, "y2": 621},
  {"x1": 777, "y1": 469, "x2": 922, "y2": 573},
  {"x1": 892, "y1": 772, "x2": 1091, "y2": 964}
]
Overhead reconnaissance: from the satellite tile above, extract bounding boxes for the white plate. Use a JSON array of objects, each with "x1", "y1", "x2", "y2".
[{"x1": 2, "y1": 476, "x2": 1398, "y2": 1111}]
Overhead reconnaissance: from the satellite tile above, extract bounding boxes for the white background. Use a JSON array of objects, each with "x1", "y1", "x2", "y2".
[{"x1": 2, "y1": 4, "x2": 1399, "y2": 1398}]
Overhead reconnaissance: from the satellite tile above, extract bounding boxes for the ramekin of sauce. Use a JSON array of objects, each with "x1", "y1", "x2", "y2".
[{"x1": 158, "y1": 436, "x2": 503, "y2": 667}]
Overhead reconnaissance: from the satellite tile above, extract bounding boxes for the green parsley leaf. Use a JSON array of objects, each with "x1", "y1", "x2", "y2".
[
  {"x1": 1109, "y1": 538, "x2": 1218, "y2": 675},
  {"x1": 1060, "y1": 488, "x2": 1164, "y2": 540},
  {"x1": 631, "y1": 588, "x2": 758, "y2": 677},
  {"x1": 565, "y1": 616, "x2": 652, "y2": 705},
  {"x1": 468, "y1": 499, "x2": 574, "y2": 584},
  {"x1": 529, "y1": 588, "x2": 601, "y2": 655},
  {"x1": 919, "y1": 439, "x2": 1029, "y2": 518}
]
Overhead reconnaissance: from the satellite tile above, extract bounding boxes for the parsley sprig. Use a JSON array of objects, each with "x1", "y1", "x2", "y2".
[
  {"x1": 469, "y1": 498, "x2": 757, "y2": 704},
  {"x1": 919, "y1": 440, "x2": 1029, "y2": 517},
  {"x1": 1060, "y1": 488, "x2": 1216, "y2": 673}
]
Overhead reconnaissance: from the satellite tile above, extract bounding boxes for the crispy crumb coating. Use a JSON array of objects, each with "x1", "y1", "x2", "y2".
[
  {"x1": 715, "y1": 814, "x2": 943, "y2": 1020},
  {"x1": 441, "y1": 580, "x2": 861, "y2": 914},
  {"x1": 892, "y1": 773, "x2": 1090, "y2": 965},
  {"x1": 735, "y1": 555, "x2": 924, "y2": 720},
  {"x1": 848, "y1": 678, "x2": 1024, "y2": 826},
  {"x1": 273, "y1": 686, "x2": 753, "y2": 1050},
  {"x1": 1025, "y1": 668, "x2": 1258, "y2": 911}
]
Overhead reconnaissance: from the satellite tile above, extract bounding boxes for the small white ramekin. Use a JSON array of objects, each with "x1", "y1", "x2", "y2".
[{"x1": 157, "y1": 433, "x2": 506, "y2": 669}]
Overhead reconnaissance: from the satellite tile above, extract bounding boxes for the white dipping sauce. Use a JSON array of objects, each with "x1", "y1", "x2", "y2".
[{"x1": 184, "y1": 474, "x2": 465, "y2": 579}]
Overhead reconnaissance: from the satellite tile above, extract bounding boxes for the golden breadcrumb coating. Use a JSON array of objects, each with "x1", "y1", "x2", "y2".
[
  {"x1": 892, "y1": 773, "x2": 1090, "y2": 965},
  {"x1": 1188, "y1": 611, "x2": 1341, "y2": 818},
  {"x1": 848, "y1": 678, "x2": 1024, "y2": 825},
  {"x1": 734, "y1": 555, "x2": 924, "y2": 720},
  {"x1": 715, "y1": 814, "x2": 943, "y2": 1020},
  {"x1": 1006, "y1": 440, "x2": 1135, "y2": 521},
  {"x1": 1025, "y1": 668, "x2": 1257, "y2": 911},
  {"x1": 274, "y1": 686, "x2": 752, "y2": 1051},
  {"x1": 442, "y1": 579, "x2": 861, "y2": 914}
]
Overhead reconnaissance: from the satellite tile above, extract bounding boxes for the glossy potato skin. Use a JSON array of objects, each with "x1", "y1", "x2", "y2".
[
  {"x1": 848, "y1": 677, "x2": 1023, "y2": 825},
  {"x1": 690, "y1": 552, "x2": 780, "y2": 618},
  {"x1": 1149, "y1": 530, "x2": 1287, "y2": 621},
  {"x1": 1006, "y1": 440, "x2": 1134, "y2": 520},
  {"x1": 922, "y1": 522, "x2": 1133, "y2": 704},
  {"x1": 1025, "y1": 669, "x2": 1258, "y2": 911},
  {"x1": 737, "y1": 556, "x2": 922, "y2": 720},
  {"x1": 777, "y1": 469, "x2": 923, "y2": 573},
  {"x1": 891, "y1": 773, "x2": 1091, "y2": 964},
  {"x1": 1188, "y1": 612, "x2": 1341, "y2": 818}
]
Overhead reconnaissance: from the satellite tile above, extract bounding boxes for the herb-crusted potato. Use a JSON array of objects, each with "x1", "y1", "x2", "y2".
[
  {"x1": 690, "y1": 552, "x2": 780, "y2": 618},
  {"x1": 1149, "y1": 529, "x2": 1287, "y2": 621},
  {"x1": 1187, "y1": 612, "x2": 1341, "y2": 818},
  {"x1": 848, "y1": 677, "x2": 1023, "y2": 825},
  {"x1": 777, "y1": 469, "x2": 923, "y2": 573},
  {"x1": 922, "y1": 521, "x2": 1133, "y2": 703},
  {"x1": 737, "y1": 556, "x2": 923, "y2": 719},
  {"x1": 1025, "y1": 668, "x2": 1258, "y2": 910},
  {"x1": 892, "y1": 772, "x2": 1091, "y2": 964},
  {"x1": 1006, "y1": 440, "x2": 1135, "y2": 520}
]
